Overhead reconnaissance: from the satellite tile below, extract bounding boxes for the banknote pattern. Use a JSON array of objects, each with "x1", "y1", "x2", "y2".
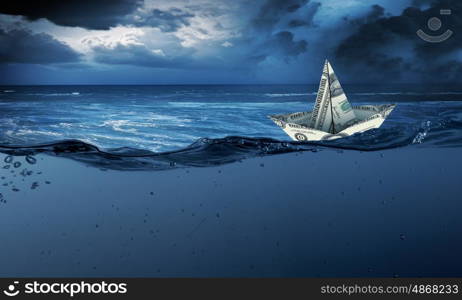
[
  {"x1": 268, "y1": 60, "x2": 395, "y2": 142},
  {"x1": 308, "y1": 62, "x2": 330, "y2": 131},
  {"x1": 308, "y1": 60, "x2": 357, "y2": 133}
]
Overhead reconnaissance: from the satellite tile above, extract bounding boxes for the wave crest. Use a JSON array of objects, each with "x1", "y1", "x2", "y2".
[{"x1": 0, "y1": 126, "x2": 432, "y2": 171}]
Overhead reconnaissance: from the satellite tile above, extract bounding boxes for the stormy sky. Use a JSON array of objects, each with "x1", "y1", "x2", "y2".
[{"x1": 0, "y1": 0, "x2": 460, "y2": 84}]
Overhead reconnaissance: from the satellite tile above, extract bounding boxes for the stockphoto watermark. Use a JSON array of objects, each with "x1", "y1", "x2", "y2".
[
  {"x1": 417, "y1": 8, "x2": 453, "y2": 43},
  {"x1": 2, "y1": 280, "x2": 127, "y2": 297}
]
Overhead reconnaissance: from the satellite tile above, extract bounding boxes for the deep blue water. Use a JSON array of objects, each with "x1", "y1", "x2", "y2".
[{"x1": 0, "y1": 85, "x2": 461, "y2": 277}]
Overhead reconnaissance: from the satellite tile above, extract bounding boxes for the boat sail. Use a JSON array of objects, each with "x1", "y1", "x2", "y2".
[
  {"x1": 268, "y1": 60, "x2": 395, "y2": 141},
  {"x1": 308, "y1": 60, "x2": 358, "y2": 134}
]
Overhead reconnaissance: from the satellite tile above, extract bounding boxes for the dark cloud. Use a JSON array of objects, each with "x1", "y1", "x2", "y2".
[
  {"x1": 288, "y1": 19, "x2": 308, "y2": 27},
  {"x1": 0, "y1": 0, "x2": 143, "y2": 30},
  {"x1": 411, "y1": 0, "x2": 434, "y2": 6},
  {"x1": 0, "y1": 0, "x2": 195, "y2": 33},
  {"x1": 334, "y1": 0, "x2": 462, "y2": 82},
  {"x1": 244, "y1": 0, "x2": 315, "y2": 64},
  {"x1": 265, "y1": 31, "x2": 308, "y2": 59},
  {"x1": 133, "y1": 8, "x2": 195, "y2": 32},
  {"x1": 252, "y1": 0, "x2": 309, "y2": 32},
  {"x1": 345, "y1": 4, "x2": 386, "y2": 26},
  {"x1": 0, "y1": 28, "x2": 81, "y2": 64},
  {"x1": 287, "y1": 2, "x2": 320, "y2": 28},
  {"x1": 368, "y1": 4, "x2": 386, "y2": 20},
  {"x1": 91, "y1": 44, "x2": 190, "y2": 68},
  {"x1": 424, "y1": 59, "x2": 462, "y2": 81},
  {"x1": 247, "y1": 31, "x2": 308, "y2": 66},
  {"x1": 5, "y1": 0, "x2": 461, "y2": 84},
  {"x1": 248, "y1": 31, "x2": 307, "y2": 64}
]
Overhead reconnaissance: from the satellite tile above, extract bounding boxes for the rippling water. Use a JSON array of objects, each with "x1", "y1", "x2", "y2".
[{"x1": 0, "y1": 84, "x2": 461, "y2": 169}]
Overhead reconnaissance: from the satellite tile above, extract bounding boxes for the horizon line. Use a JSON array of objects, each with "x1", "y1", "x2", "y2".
[{"x1": 1, "y1": 83, "x2": 459, "y2": 86}]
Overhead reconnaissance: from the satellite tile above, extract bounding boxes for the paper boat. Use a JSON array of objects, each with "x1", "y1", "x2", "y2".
[{"x1": 268, "y1": 60, "x2": 395, "y2": 141}]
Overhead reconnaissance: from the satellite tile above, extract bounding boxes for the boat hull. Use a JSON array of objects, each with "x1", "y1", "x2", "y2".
[{"x1": 268, "y1": 104, "x2": 395, "y2": 142}]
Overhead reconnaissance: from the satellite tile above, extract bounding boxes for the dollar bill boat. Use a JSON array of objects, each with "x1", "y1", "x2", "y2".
[{"x1": 268, "y1": 60, "x2": 395, "y2": 141}]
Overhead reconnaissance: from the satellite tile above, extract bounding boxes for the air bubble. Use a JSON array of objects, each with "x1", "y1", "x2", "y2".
[{"x1": 26, "y1": 155, "x2": 37, "y2": 164}]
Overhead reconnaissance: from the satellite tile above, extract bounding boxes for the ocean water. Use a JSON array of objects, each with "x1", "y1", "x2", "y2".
[
  {"x1": 0, "y1": 84, "x2": 461, "y2": 169},
  {"x1": 0, "y1": 84, "x2": 461, "y2": 277}
]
